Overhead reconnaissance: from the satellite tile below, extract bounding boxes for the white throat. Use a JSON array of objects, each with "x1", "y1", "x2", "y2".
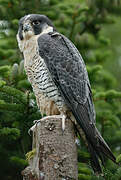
[{"x1": 17, "y1": 25, "x2": 54, "y2": 53}]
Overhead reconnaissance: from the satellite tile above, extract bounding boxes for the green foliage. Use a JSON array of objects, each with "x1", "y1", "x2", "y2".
[
  {"x1": 116, "y1": 154, "x2": 121, "y2": 163},
  {"x1": 78, "y1": 174, "x2": 91, "y2": 180},
  {"x1": 111, "y1": 167, "x2": 121, "y2": 180},
  {"x1": 0, "y1": 85, "x2": 28, "y2": 104},
  {"x1": 0, "y1": 80, "x2": 6, "y2": 87},
  {"x1": 0, "y1": 127, "x2": 20, "y2": 141},
  {"x1": 0, "y1": 0, "x2": 121, "y2": 180},
  {"x1": 94, "y1": 90, "x2": 121, "y2": 100},
  {"x1": 10, "y1": 156, "x2": 28, "y2": 168}
]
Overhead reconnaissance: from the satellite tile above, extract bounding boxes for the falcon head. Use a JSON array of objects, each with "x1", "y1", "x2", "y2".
[{"x1": 17, "y1": 14, "x2": 55, "y2": 51}]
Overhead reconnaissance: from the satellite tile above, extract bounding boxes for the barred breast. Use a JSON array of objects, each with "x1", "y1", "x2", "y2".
[
  {"x1": 32, "y1": 52, "x2": 65, "y2": 107},
  {"x1": 23, "y1": 35, "x2": 65, "y2": 115}
]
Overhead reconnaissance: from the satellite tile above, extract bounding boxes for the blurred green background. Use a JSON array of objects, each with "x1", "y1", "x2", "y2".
[{"x1": 0, "y1": 0, "x2": 121, "y2": 179}]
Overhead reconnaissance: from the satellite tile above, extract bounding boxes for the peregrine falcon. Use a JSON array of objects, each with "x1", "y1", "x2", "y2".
[{"x1": 17, "y1": 14, "x2": 117, "y2": 174}]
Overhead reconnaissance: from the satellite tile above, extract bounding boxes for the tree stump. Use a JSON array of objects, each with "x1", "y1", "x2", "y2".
[{"x1": 21, "y1": 116, "x2": 78, "y2": 180}]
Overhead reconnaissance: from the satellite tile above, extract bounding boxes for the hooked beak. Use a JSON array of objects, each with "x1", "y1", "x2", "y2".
[{"x1": 23, "y1": 24, "x2": 31, "y2": 32}]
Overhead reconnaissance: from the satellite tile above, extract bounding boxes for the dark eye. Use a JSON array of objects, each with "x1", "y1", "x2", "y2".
[{"x1": 32, "y1": 21, "x2": 40, "y2": 25}]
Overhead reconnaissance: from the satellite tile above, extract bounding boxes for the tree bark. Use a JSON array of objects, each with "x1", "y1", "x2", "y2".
[{"x1": 21, "y1": 116, "x2": 78, "y2": 180}]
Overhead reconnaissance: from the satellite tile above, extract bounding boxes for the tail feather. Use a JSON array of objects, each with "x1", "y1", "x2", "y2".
[
  {"x1": 88, "y1": 143, "x2": 102, "y2": 174},
  {"x1": 97, "y1": 132, "x2": 116, "y2": 163},
  {"x1": 94, "y1": 127, "x2": 116, "y2": 163},
  {"x1": 72, "y1": 103, "x2": 117, "y2": 174}
]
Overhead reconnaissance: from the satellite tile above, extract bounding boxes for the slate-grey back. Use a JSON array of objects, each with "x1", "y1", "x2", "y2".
[
  {"x1": 38, "y1": 33, "x2": 95, "y2": 122},
  {"x1": 37, "y1": 32, "x2": 117, "y2": 173}
]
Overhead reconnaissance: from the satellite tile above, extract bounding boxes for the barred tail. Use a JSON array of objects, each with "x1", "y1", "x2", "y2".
[{"x1": 72, "y1": 103, "x2": 117, "y2": 174}]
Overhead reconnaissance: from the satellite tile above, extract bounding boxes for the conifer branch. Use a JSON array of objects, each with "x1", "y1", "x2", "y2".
[
  {"x1": 0, "y1": 100, "x2": 25, "y2": 112},
  {"x1": 0, "y1": 85, "x2": 27, "y2": 105}
]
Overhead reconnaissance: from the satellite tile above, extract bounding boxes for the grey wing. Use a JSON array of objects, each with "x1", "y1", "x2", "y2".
[
  {"x1": 37, "y1": 33, "x2": 117, "y2": 174},
  {"x1": 37, "y1": 33, "x2": 96, "y2": 124}
]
